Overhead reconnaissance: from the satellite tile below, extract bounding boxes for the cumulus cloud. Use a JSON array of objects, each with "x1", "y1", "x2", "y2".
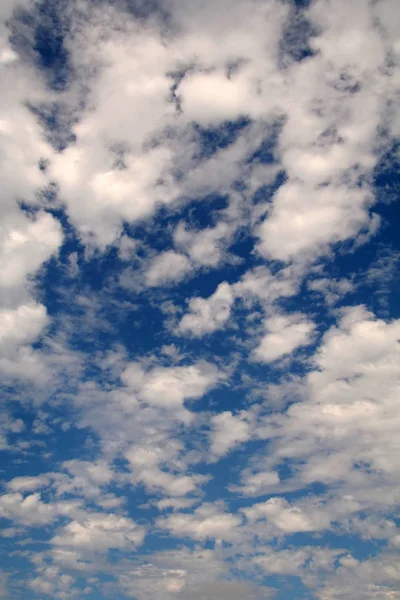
[
  {"x1": 7, "y1": 475, "x2": 51, "y2": 493},
  {"x1": 0, "y1": 492, "x2": 70, "y2": 527},
  {"x1": 121, "y1": 360, "x2": 221, "y2": 409},
  {"x1": 125, "y1": 444, "x2": 209, "y2": 497},
  {"x1": 252, "y1": 313, "x2": 316, "y2": 363},
  {"x1": 209, "y1": 410, "x2": 251, "y2": 458},
  {"x1": 243, "y1": 496, "x2": 331, "y2": 534},
  {"x1": 157, "y1": 503, "x2": 242, "y2": 541},
  {"x1": 145, "y1": 251, "x2": 192, "y2": 287},
  {"x1": 174, "y1": 221, "x2": 233, "y2": 267},
  {"x1": 229, "y1": 469, "x2": 280, "y2": 497},
  {"x1": 0, "y1": 213, "x2": 62, "y2": 290},
  {"x1": 52, "y1": 512, "x2": 145, "y2": 551},
  {"x1": 178, "y1": 282, "x2": 234, "y2": 337},
  {"x1": 0, "y1": 303, "x2": 48, "y2": 350},
  {"x1": 118, "y1": 548, "x2": 272, "y2": 600},
  {"x1": 251, "y1": 545, "x2": 340, "y2": 577},
  {"x1": 256, "y1": 182, "x2": 375, "y2": 261}
]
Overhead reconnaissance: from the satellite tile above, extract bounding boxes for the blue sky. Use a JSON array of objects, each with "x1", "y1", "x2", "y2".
[{"x1": 0, "y1": 0, "x2": 400, "y2": 598}]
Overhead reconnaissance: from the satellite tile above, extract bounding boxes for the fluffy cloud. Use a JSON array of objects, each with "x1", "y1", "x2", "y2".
[
  {"x1": 315, "y1": 551, "x2": 400, "y2": 600},
  {"x1": 125, "y1": 444, "x2": 209, "y2": 497},
  {"x1": 0, "y1": 492, "x2": 67, "y2": 526},
  {"x1": 174, "y1": 221, "x2": 233, "y2": 267},
  {"x1": 145, "y1": 251, "x2": 192, "y2": 287},
  {"x1": 243, "y1": 497, "x2": 331, "y2": 534},
  {"x1": 118, "y1": 548, "x2": 271, "y2": 600},
  {"x1": 157, "y1": 503, "x2": 242, "y2": 541},
  {"x1": 177, "y1": 581, "x2": 272, "y2": 600},
  {"x1": 0, "y1": 411, "x2": 24, "y2": 450},
  {"x1": 229, "y1": 469, "x2": 280, "y2": 497},
  {"x1": 7, "y1": 475, "x2": 50, "y2": 493},
  {"x1": 178, "y1": 70, "x2": 257, "y2": 125},
  {"x1": 54, "y1": 460, "x2": 114, "y2": 501},
  {"x1": 178, "y1": 282, "x2": 234, "y2": 337},
  {"x1": 252, "y1": 545, "x2": 340, "y2": 577},
  {"x1": 256, "y1": 182, "x2": 375, "y2": 261},
  {"x1": 209, "y1": 410, "x2": 251, "y2": 458},
  {"x1": 52, "y1": 512, "x2": 145, "y2": 551},
  {"x1": 0, "y1": 303, "x2": 48, "y2": 350},
  {"x1": 0, "y1": 213, "x2": 62, "y2": 290},
  {"x1": 252, "y1": 313, "x2": 316, "y2": 363},
  {"x1": 121, "y1": 360, "x2": 221, "y2": 409}
]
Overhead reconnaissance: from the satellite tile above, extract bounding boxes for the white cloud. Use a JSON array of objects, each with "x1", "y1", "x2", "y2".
[
  {"x1": 29, "y1": 570, "x2": 78, "y2": 600},
  {"x1": 52, "y1": 512, "x2": 145, "y2": 551},
  {"x1": 118, "y1": 235, "x2": 138, "y2": 260},
  {"x1": 256, "y1": 182, "x2": 374, "y2": 261},
  {"x1": 121, "y1": 360, "x2": 221, "y2": 409},
  {"x1": 118, "y1": 547, "x2": 270, "y2": 600},
  {"x1": 174, "y1": 221, "x2": 233, "y2": 267},
  {"x1": 308, "y1": 277, "x2": 355, "y2": 306},
  {"x1": 176, "y1": 265, "x2": 302, "y2": 342},
  {"x1": 46, "y1": 13, "x2": 179, "y2": 245},
  {"x1": 315, "y1": 551, "x2": 400, "y2": 600},
  {"x1": 252, "y1": 313, "x2": 316, "y2": 363},
  {"x1": 234, "y1": 265, "x2": 300, "y2": 306},
  {"x1": 229, "y1": 470, "x2": 280, "y2": 497},
  {"x1": 0, "y1": 492, "x2": 59, "y2": 526},
  {"x1": 145, "y1": 251, "x2": 192, "y2": 287},
  {"x1": 0, "y1": 52, "x2": 63, "y2": 290},
  {"x1": 209, "y1": 411, "x2": 251, "y2": 458},
  {"x1": 243, "y1": 497, "x2": 331, "y2": 534},
  {"x1": 0, "y1": 43, "x2": 64, "y2": 384},
  {"x1": 0, "y1": 411, "x2": 24, "y2": 450},
  {"x1": 131, "y1": 465, "x2": 207, "y2": 498},
  {"x1": 251, "y1": 0, "x2": 398, "y2": 264},
  {"x1": 178, "y1": 70, "x2": 257, "y2": 125},
  {"x1": 56, "y1": 145, "x2": 177, "y2": 247},
  {"x1": 156, "y1": 497, "x2": 198, "y2": 511},
  {"x1": 178, "y1": 282, "x2": 234, "y2": 337},
  {"x1": 40, "y1": 0, "x2": 285, "y2": 248},
  {"x1": 252, "y1": 545, "x2": 339, "y2": 577},
  {"x1": 54, "y1": 460, "x2": 114, "y2": 501},
  {"x1": 0, "y1": 213, "x2": 62, "y2": 382},
  {"x1": 157, "y1": 503, "x2": 242, "y2": 541},
  {"x1": 0, "y1": 345, "x2": 50, "y2": 383},
  {"x1": 178, "y1": 581, "x2": 271, "y2": 600},
  {"x1": 7, "y1": 475, "x2": 50, "y2": 493},
  {"x1": 0, "y1": 303, "x2": 48, "y2": 351},
  {"x1": 119, "y1": 563, "x2": 186, "y2": 600},
  {"x1": 125, "y1": 442, "x2": 209, "y2": 497},
  {"x1": 0, "y1": 212, "x2": 62, "y2": 290},
  {"x1": 69, "y1": 362, "x2": 222, "y2": 500}
]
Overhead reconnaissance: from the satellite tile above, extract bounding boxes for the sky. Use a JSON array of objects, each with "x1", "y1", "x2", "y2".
[{"x1": 0, "y1": 0, "x2": 400, "y2": 598}]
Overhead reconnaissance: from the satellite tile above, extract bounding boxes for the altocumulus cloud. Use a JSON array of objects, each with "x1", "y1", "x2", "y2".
[{"x1": 0, "y1": 0, "x2": 400, "y2": 598}]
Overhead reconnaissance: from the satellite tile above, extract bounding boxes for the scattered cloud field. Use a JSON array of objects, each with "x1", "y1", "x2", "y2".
[{"x1": 0, "y1": 0, "x2": 400, "y2": 598}]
